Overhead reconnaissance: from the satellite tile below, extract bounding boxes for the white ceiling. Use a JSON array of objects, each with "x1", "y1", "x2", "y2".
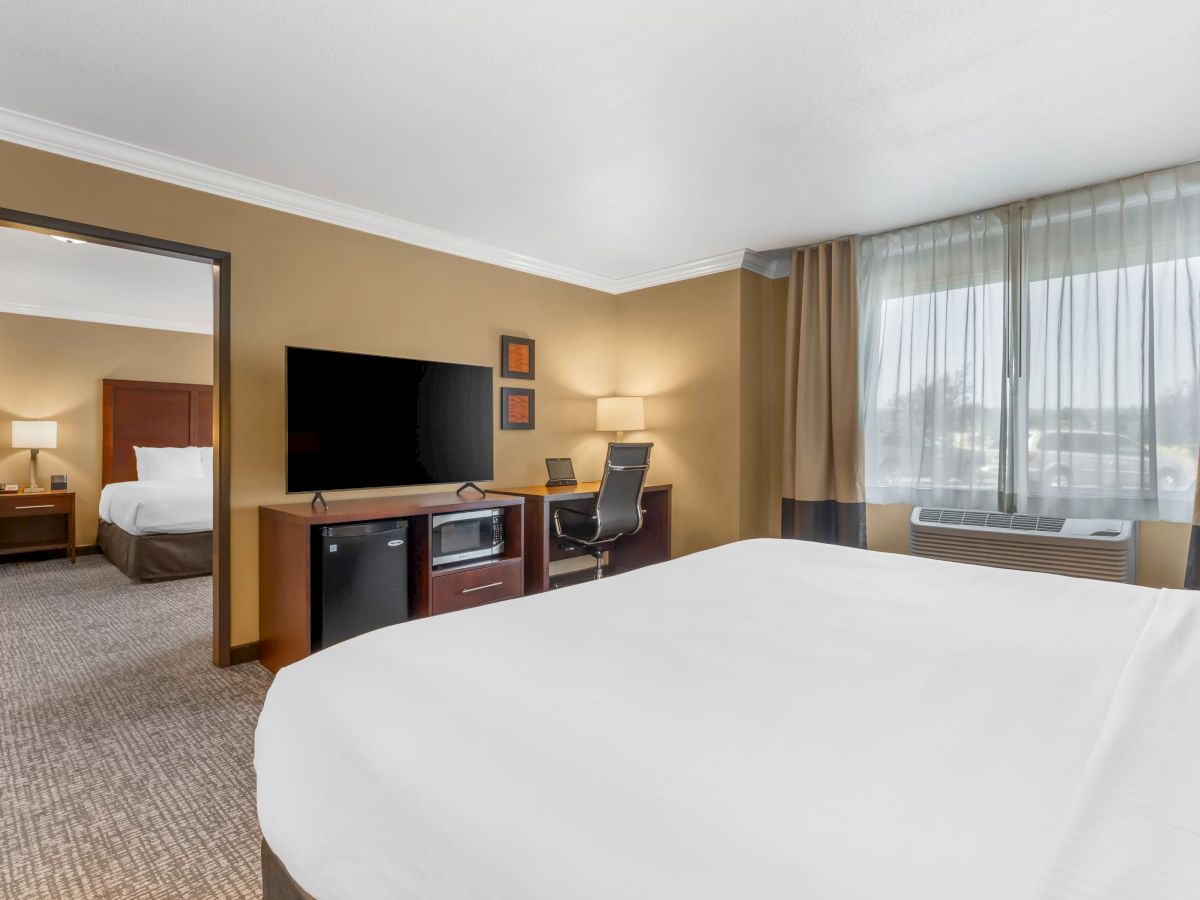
[
  {"x1": 0, "y1": 226, "x2": 212, "y2": 333},
  {"x1": 1, "y1": 1, "x2": 1198, "y2": 291}
]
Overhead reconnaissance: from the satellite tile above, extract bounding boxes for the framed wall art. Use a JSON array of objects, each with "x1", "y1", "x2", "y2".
[
  {"x1": 500, "y1": 387, "x2": 535, "y2": 430},
  {"x1": 500, "y1": 335, "x2": 535, "y2": 380}
]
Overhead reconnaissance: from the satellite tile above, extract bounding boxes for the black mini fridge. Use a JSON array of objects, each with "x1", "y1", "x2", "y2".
[{"x1": 315, "y1": 519, "x2": 409, "y2": 650}]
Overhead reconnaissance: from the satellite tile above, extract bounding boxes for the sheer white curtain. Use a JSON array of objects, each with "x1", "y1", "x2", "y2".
[
  {"x1": 858, "y1": 162, "x2": 1200, "y2": 521},
  {"x1": 858, "y1": 211, "x2": 1009, "y2": 509},
  {"x1": 1020, "y1": 164, "x2": 1200, "y2": 522}
]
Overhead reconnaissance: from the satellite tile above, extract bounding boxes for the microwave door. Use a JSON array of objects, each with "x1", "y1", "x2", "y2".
[{"x1": 434, "y1": 516, "x2": 490, "y2": 562}]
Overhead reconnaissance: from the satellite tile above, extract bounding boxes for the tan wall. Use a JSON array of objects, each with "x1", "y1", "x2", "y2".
[
  {"x1": 613, "y1": 269, "x2": 784, "y2": 557},
  {"x1": 0, "y1": 140, "x2": 618, "y2": 646},
  {"x1": 1138, "y1": 520, "x2": 1190, "y2": 588},
  {"x1": 0, "y1": 312, "x2": 212, "y2": 545},
  {"x1": 614, "y1": 271, "x2": 742, "y2": 556},
  {"x1": 737, "y1": 271, "x2": 787, "y2": 539},
  {"x1": 867, "y1": 503, "x2": 1189, "y2": 588},
  {"x1": 865, "y1": 504, "x2": 914, "y2": 556}
]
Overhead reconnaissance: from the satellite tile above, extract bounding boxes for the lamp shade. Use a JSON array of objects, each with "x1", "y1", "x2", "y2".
[
  {"x1": 596, "y1": 397, "x2": 644, "y2": 433},
  {"x1": 12, "y1": 420, "x2": 57, "y2": 449}
]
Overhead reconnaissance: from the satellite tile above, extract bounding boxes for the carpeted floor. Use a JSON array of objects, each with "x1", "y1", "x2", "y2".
[{"x1": 1, "y1": 555, "x2": 271, "y2": 898}]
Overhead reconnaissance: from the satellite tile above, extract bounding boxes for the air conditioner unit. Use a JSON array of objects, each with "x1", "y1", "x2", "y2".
[{"x1": 909, "y1": 508, "x2": 1137, "y2": 583}]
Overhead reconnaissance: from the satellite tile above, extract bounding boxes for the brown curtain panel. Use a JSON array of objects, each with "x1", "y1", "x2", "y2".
[
  {"x1": 781, "y1": 239, "x2": 866, "y2": 546},
  {"x1": 1186, "y1": 485, "x2": 1200, "y2": 590}
]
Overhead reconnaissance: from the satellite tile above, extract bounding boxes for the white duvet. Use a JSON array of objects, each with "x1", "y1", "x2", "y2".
[
  {"x1": 98, "y1": 478, "x2": 212, "y2": 535},
  {"x1": 255, "y1": 539, "x2": 1200, "y2": 900}
]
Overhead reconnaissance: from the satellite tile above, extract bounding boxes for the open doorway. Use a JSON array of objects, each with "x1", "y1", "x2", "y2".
[{"x1": 0, "y1": 208, "x2": 232, "y2": 666}]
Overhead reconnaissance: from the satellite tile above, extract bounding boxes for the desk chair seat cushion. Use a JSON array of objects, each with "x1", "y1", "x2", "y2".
[{"x1": 555, "y1": 508, "x2": 599, "y2": 544}]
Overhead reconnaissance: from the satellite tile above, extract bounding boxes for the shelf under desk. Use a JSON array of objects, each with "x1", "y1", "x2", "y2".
[{"x1": 490, "y1": 482, "x2": 672, "y2": 593}]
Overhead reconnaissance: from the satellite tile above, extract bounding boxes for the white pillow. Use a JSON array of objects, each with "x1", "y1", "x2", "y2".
[
  {"x1": 197, "y1": 446, "x2": 213, "y2": 477},
  {"x1": 134, "y1": 446, "x2": 205, "y2": 481}
]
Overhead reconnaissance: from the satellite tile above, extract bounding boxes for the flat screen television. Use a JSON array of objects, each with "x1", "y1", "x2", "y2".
[{"x1": 286, "y1": 346, "x2": 493, "y2": 493}]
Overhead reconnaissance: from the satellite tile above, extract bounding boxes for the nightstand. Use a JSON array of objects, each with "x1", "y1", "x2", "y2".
[{"x1": 0, "y1": 490, "x2": 75, "y2": 562}]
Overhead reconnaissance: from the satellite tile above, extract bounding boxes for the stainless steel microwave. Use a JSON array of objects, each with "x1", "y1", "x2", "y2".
[{"x1": 431, "y1": 508, "x2": 504, "y2": 566}]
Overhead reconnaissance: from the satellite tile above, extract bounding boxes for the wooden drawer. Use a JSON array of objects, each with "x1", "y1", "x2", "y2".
[
  {"x1": 0, "y1": 494, "x2": 73, "y2": 518},
  {"x1": 430, "y1": 559, "x2": 523, "y2": 616}
]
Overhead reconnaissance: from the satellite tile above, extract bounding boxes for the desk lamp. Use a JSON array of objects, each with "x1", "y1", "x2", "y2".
[{"x1": 596, "y1": 397, "x2": 644, "y2": 442}]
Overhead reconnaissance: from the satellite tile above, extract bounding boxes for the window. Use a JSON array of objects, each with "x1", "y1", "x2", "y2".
[
  {"x1": 858, "y1": 163, "x2": 1200, "y2": 522},
  {"x1": 858, "y1": 210, "x2": 1009, "y2": 511}
]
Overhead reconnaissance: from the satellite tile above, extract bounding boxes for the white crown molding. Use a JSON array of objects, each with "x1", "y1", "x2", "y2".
[
  {"x1": 742, "y1": 249, "x2": 792, "y2": 280},
  {"x1": 0, "y1": 106, "x2": 617, "y2": 292},
  {"x1": 609, "y1": 250, "x2": 748, "y2": 293},
  {"x1": 0, "y1": 105, "x2": 784, "y2": 294},
  {"x1": 741, "y1": 249, "x2": 774, "y2": 279},
  {"x1": 0, "y1": 300, "x2": 212, "y2": 335},
  {"x1": 612, "y1": 249, "x2": 789, "y2": 291}
]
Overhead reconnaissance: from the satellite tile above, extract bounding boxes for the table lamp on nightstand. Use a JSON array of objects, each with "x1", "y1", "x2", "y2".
[{"x1": 12, "y1": 420, "x2": 57, "y2": 494}]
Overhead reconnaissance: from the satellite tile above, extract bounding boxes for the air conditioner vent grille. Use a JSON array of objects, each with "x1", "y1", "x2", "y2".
[{"x1": 917, "y1": 507, "x2": 1065, "y2": 534}]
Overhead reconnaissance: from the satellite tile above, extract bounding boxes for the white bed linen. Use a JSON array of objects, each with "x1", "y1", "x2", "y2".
[
  {"x1": 98, "y1": 479, "x2": 212, "y2": 535},
  {"x1": 1032, "y1": 588, "x2": 1200, "y2": 899},
  {"x1": 255, "y1": 539, "x2": 1200, "y2": 900}
]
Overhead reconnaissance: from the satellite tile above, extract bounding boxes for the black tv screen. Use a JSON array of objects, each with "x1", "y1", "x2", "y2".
[{"x1": 286, "y1": 346, "x2": 493, "y2": 493}]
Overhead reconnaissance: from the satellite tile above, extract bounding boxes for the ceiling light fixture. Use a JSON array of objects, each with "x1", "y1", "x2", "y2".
[{"x1": 51, "y1": 235, "x2": 86, "y2": 244}]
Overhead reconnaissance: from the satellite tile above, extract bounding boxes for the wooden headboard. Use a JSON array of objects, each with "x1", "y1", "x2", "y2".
[{"x1": 102, "y1": 379, "x2": 213, "y2": 487}]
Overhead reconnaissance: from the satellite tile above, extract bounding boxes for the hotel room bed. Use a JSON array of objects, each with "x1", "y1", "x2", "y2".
[
  {"x1": 97, "y1": 479, "x2": 212, "y2": 581},
  {"x1": 97, "y1": 378, "x2": 214, "y2": 581},
  {"x1": 255, "y1": 539, "x2": 1200, "y2": 900}
]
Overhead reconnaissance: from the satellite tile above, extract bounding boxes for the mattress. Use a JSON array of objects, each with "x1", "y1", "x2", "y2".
[
  {"x1": 255, "y1": 539, "x2": 1200, "y2": 900},
  {"x1": 99, "y1": 478, "x2": 212, "y2": 535}
]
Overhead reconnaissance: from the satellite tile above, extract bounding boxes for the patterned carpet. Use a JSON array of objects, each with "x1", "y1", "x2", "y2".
[{"x1": 0, "y1": 555, "x2": 271, "y2": 898}]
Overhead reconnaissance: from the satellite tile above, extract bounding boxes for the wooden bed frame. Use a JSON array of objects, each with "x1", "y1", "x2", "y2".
[
  {"x1": 97, "y1": 378, "x2": 214, "y2": 581},
  {"x1": 262, "y1": 841, "x2": 315, "y2": 900}
]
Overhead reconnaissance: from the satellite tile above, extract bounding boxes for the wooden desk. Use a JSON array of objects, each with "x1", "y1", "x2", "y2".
[
  {"x1": 0, "y1": 490, "x2": 75, "y2": 562},
  {"x1": 491, "y1": 482, "x2": 671, "y2": 593}
]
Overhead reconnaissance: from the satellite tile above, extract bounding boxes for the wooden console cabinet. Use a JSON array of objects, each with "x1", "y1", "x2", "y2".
[{"x1": 258, "y1": 492, "x2": 524, "y2": 673}]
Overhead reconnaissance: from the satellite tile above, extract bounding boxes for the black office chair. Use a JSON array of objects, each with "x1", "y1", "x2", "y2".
[{"x1": 553, "y1": 442, "x2": 653, "y2": 580}]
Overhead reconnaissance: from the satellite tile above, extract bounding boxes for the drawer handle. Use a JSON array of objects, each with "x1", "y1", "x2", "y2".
[
  {"x1": 461, "y1": 581, "x2": 504, "y2": 594},
  {"x1": 15, "y1": 504, "x2": 56, "y2": 510}
]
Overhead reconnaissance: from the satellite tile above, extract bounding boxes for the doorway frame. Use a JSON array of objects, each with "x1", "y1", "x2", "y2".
[{"x1": 0, "y1": 206, "x2": 235, "y2": 667}]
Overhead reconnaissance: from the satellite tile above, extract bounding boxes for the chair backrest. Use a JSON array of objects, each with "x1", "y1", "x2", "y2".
[{"x1": 593, "y1": 442, "x2": 653, "y2": 541}]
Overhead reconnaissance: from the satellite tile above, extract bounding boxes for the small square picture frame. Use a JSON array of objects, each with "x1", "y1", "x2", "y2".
[
  {"x1": 501, "y1": 387, "x2": 535, "y2": 430},
  {"x1": 500, "y1": 335, "x2": 535, "y2": 380}
]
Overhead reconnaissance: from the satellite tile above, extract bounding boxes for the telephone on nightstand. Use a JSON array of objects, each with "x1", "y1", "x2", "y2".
[{"x1": 1, "y1": 485, "x2": 18, "y2": 493}]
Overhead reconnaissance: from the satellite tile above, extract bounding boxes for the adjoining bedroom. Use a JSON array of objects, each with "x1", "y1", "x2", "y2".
[{"x1": 0, "y1": 222, "x2": 220, "y2": 649}]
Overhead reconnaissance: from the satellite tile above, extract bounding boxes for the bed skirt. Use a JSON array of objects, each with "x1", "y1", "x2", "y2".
[
  {"x1": 96, "y1": 520, "x2": 212, "y2": 581},
  {"x1": 263, "y1": 840, "x2": 315, "y2": 900}
]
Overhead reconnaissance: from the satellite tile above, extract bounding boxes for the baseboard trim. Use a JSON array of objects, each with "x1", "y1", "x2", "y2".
[
  {"x1": 230, "y1": 640, "x2": 261, "y2": 666},
  {"x1": 0, "y1": 544, "x2": 98, "y2": 564}
]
